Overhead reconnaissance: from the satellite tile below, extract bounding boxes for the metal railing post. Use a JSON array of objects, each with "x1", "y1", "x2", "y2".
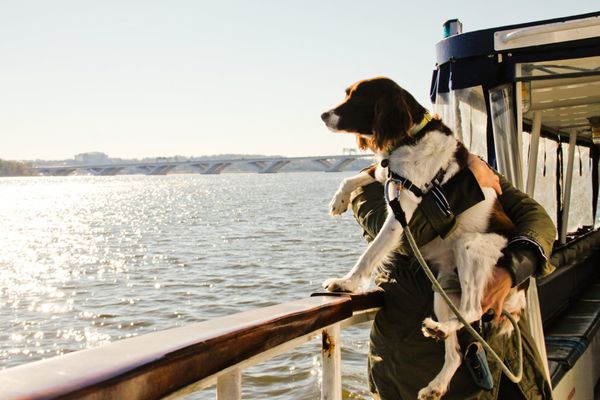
[
  {"x1": 321, "y1": 324, "x2": 342, "y2": 400},
  {"x1": 526, "y1": 278, "x2": 552, "y2": 388},
  {"x1": 526, "y1": 111, "x2": 542, "y2": 196},
  {"x1": 217, "y1": 368, "x2": 241, "y2": 400},
  {"x1": 560, "y1": 130, "x2": 578, "y2": 243}
]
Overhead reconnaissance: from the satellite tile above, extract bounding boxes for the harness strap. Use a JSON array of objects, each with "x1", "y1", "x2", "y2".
[
  {"x1": 388, "y1": 198, "x2": 408, "y2": 227},
  {"x1": 388, "y1": 171, "x2": 424, "y2": 198},
  {"x1": 385, "y1": 166, "x2": 447, "y2": 200}
]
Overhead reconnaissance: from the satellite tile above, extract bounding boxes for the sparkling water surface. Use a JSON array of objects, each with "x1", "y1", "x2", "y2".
[{"x1": 0, "y1": 172, "x2": 373, "y2": 399}]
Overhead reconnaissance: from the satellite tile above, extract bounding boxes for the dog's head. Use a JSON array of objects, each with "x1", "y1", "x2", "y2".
[{"x1": 321, "y1": 77, "x2": 426, "y2": 151}]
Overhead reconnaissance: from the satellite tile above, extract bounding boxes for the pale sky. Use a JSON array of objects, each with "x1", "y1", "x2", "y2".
[{"x1": 1, "y1": 1, "x2": 598, "y2": 160}]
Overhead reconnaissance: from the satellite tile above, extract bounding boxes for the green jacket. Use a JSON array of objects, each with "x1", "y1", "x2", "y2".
[{"x1": 350, "y1": 172, "x2": 556, "y2": 399}]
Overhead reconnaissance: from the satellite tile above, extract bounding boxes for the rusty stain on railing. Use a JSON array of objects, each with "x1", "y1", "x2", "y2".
[{"x1": 322, "y1": 330, "x2": 335, "y2": 358}]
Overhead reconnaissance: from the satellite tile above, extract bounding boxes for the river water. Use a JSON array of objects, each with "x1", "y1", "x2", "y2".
[{"x1": 0, "y1": 172, "x2": 373, "y2": 399}]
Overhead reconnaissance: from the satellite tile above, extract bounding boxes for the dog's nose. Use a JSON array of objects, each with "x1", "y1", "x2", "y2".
[{"x1": 321, "y1": 112, "x2": 330, "y2": 122}]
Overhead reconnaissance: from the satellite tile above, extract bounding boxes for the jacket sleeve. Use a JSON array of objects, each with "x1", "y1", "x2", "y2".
[
  {"x1": 350, "y1": 181, "x2": 388, "y2": 244},
  {"x1": 496, "y1": 174, "x2": 557, "y2": 281}
]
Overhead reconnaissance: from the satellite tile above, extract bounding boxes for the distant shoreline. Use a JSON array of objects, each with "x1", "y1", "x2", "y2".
[{"x1": 0, "y1": 160, "x2": 34, "y2": 177}]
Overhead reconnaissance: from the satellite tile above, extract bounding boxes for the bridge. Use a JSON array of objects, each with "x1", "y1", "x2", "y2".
[{"x1": 33, "y1": 155, "x2": 373, "y2": 176}]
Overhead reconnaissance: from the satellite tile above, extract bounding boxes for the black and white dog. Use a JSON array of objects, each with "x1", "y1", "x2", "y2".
[{"x1": 321, "y1": 77, "x2": 525, "y2": 400}]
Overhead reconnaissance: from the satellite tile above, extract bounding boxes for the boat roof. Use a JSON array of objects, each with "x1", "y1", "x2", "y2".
[
  {"x1": 432, "y1": 12, "x2": 600, "y2": 142},
  {"x1": 435, "y1": 11, "x2": 600, "y2": 66}
]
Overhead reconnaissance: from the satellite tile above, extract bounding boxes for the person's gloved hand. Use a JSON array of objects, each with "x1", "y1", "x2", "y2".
[
  {"x1": 482, "y1": 240, "x2": 542, "y2": 322},
  {"x1": 496, "y1": 240, "x2": 542, "y2": 287}
]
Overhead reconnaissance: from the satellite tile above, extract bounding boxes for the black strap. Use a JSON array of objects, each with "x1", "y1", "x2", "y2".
[
  {"x1": 388, "y1": 198, "x2": 408, "y2": 228},
  {"x1": 386, "y1": 167, "x2": 446, "y2": 199},
  {"x1": 384, "y1": 165, "x2": 447, "y2": 228},
  {"x1": 388, "y1": 170, "x2": 424, "y2": 197}
]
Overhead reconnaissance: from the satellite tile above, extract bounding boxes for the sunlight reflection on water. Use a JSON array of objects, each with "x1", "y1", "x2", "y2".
[{"x1": 0, "y1": 172, "x2": 372, "y2": 399}]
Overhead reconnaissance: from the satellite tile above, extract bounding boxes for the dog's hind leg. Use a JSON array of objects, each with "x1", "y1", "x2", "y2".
[
  {"x1": 418, "y1": 292, "x2": 462, "y2": 400},
  {"x1": 423, "y1": 233, "x2": 506, "y2": 338}
]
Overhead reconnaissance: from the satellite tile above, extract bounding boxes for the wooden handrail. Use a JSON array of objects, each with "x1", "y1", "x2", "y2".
[{"x1": 0, "y1": 290, "x2": 384, "y2": 400}]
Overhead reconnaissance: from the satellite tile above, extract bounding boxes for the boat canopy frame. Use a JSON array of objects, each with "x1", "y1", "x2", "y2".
[
  {"x1": 431, "y1": 12, "x2": 600, "y2": 98},
  {"x1": 431, "y1": 11, "x2": 600, "y2": 244}
]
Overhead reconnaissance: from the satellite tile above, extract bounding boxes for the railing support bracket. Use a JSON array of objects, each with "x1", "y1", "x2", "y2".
[
  {"x1": 321, "y1": 324, "x2": 342, "y2": 400},
  {"x1": 217, "y1": 368, "x2": 241, "y2": 400}
]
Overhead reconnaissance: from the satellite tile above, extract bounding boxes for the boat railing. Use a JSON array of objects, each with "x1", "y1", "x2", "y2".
[{"x1": 0, "y1": 289, "x2": 384, "y2": 400}]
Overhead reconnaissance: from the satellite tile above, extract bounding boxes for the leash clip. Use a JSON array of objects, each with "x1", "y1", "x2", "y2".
[{"x1": 401, "y1": 179, "x2": 413, "y2": 193}]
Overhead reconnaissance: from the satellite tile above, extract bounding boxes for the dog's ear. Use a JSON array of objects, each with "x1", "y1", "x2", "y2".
[
  {"x1": 372, "y1": 91, "x2": 413, "y2": 150},
  {"x1": 356, "y1": 135, "x2": 372, "y2": 151}
]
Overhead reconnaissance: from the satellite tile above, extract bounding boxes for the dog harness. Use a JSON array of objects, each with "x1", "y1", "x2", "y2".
[
  {"x1": 379, "y1": 111, "x2": 455, "y2": 227},
  {"x1": 384, "y1": 168, "x2": 448, "y2": 228}
]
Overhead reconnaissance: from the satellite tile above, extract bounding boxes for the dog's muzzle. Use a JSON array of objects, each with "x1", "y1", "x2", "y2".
[{"x1": 321, "y1": 111, "x2": 339, "y2": 130}]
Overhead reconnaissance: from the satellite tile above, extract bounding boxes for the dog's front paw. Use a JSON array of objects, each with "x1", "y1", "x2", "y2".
[
  {"x1": 322, "y1": 276, "x2": 361, "y2": 292},
  {"x1": 329, "y1": 190, "x2": 350, "y2": 216},
  {"x1": 417, "y1": 384, "x2": 445, "y2": 400}
]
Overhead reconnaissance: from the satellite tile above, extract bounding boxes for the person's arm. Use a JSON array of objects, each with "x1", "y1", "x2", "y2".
[
  {"x1": 350, "y1": 181, "x2": 387, "y2": 243},
  {"x1": 482, "y1": 173, "x2": 557, "y2": 319},
  {"x1": 496, "y1": 174, "x2": 557, "y2": 285},
  {"x1": 464, "y1": 156, "x2": 555, "y2": 286}
]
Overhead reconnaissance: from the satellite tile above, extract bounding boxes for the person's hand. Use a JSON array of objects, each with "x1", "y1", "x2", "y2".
[
  {"x1": 468, "y1": 154, "x2": 502, "y2": 196},
  {"x1": 481, "y1": 267, "x2": 513, "y2": 322}
]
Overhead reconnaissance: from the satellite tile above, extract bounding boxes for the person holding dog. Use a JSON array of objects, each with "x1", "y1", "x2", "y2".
[{"x1": 350, "y1": 155, "x2": 555, "y2": 399}]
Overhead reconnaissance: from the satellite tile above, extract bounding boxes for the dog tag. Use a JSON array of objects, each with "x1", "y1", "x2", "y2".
[{"x1": 464, "y1": 342, "x2": 494, "y2": 390}]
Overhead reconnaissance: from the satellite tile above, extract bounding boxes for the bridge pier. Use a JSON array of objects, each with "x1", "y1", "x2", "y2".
[
  {"x1": 38, "y1": 168, "x2": 77, "y2": 176},
  {"x1": 190, "y1": 162, "x2": 232, "y2": 175},
  {"x1": 248, "y1": 160, "x2": 291, "y2": 173},
  {"x1": 87, "y1": 167, "x2": 125, "y2": 176},
  {"x1": 136, "y1": 165, "x2": 177, "y2": 175},
  {"x1": 313, "y1": 157, "x2": 357, "y2": 172}
]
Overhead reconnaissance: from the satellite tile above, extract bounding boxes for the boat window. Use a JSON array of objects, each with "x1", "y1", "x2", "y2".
[
  {"x1": 489, "y1": 84, "x2": 523, "y2": 189},
  {"x1": 561, "y1": 142, "x2": 594, "y2": 233},
  {"x1": 521, "y1": 130, "x2": 595, "y2": 238},
  {"x1": 434, "y1": 86, "x2": 487, "y2": 159},
  {"x1": 522, "y1": 134, "x2": 558, "y2": 227},
  {"x1": 517, "y1": 62, "x2": 600, "y2": 238}
]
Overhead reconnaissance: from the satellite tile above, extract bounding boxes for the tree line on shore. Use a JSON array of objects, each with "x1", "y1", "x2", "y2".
[{"x1": 0, "y1": 160, "x2": 34, "y2": 176}]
